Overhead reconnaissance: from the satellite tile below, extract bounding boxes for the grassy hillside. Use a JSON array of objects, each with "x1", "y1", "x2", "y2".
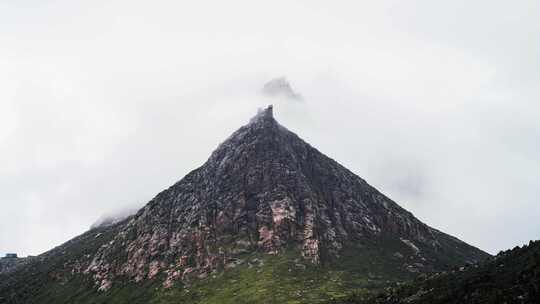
[
  {"x1": 0, "y1": 231, "x2": 480, "y2": 304},
  {"x1": 331, "y1": 240, "x2": 540, "y2": 304}
]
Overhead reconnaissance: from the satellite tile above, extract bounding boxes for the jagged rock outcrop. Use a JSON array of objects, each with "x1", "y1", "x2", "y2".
[{"x1": 82, "y1": 105, "x2": 488, "y2": 290}]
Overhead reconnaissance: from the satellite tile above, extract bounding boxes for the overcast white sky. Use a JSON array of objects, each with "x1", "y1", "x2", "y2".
[{"x1": 1, "y1": 0, "x2": 539, "y2": 256}]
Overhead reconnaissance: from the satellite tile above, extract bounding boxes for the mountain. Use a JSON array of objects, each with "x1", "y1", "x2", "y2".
[
  {"x1": 0, "y1": 106, "x2": 489, "y2": 304},
  {"x1": 332, "y1": 239, "x2": 540, "y2": 304}
]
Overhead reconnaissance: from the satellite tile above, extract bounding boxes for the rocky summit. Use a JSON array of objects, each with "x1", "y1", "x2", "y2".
[{"x1": 0, "y1": 106, "x2": 489, "y2": 304}]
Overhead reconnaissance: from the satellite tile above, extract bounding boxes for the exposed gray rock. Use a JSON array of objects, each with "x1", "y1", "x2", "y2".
[{"x1": 81, "y1": 106, "x2": 488, "y2": 290}]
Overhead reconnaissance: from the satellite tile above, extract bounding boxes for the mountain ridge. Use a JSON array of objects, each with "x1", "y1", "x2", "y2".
[{"x1": 0, "y1": 105, "x2": 489, "y2": 303}]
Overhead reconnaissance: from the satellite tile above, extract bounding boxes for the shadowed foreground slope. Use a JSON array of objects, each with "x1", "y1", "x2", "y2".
[{"x1": 332, "y1": 240, "x2": 540, "y2": 304}]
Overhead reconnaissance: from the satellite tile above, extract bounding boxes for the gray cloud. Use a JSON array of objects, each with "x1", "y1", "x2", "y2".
[
  {"x1": 1, "y1": 0, "x2": 539, "y2": 256},
  {"x1": 261, "y1": 77, "x2": 303, "y2": 100}
]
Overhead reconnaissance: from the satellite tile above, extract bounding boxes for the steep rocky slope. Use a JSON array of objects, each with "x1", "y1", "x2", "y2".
[{"x1": 0, "y1": 106, "x2": 489, "y2": 303}]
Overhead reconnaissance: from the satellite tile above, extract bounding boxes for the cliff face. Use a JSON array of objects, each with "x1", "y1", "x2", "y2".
[
  {"x1": 83, "y1": 106, "x2": 487, "y2": 290},
  {"x1": 0, "y1": 106, "x2": 489, "y2": 303}
]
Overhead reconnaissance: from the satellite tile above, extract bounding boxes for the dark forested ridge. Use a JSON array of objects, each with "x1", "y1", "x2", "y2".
[{"x1": 331, "y1": 239, "x2": 540, "y2": 304}]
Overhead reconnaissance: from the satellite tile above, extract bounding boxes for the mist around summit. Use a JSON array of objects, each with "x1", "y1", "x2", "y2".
[{"x1": 1, "y1": 1, "x2": 539, "y2": 303}]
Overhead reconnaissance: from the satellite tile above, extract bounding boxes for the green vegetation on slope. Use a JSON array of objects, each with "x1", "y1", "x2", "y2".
[
  {"x1": 0, "y1": 218, "x2": 490, "y2": 304},
  {"x1": 331, "y1": 240, "x2": 540, "y2": 304},
  {"x1": 1, "y1": 233, "x2": 485, "y2": 304},
  {"x1": 0, "y1": 224, "x2": 122, "y2": 304}
]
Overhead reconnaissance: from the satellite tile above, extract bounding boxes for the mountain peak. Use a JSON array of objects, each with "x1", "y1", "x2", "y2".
[
  {"x1": 249, "y1": 104, "x2": 274, "y2": 125},
  {"x1": 259, "y1": 104, "x2": 273, "y2": 118},
  {"x1": 1, "y1": 106, "x2": 489, "y2": 301}
]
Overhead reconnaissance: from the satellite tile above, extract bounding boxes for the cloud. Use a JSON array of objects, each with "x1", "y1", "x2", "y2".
[
  {"x1": 0, "y1": 0, "x2": 539, "y2": 256},
  {"x1": 260, "y1": 77, "x2": 303, "y2": 101}
]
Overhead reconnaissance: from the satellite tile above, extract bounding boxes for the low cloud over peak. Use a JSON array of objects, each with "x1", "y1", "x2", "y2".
[{"x1": 260, "y1": 77, "x2": 303, "y2": 101}]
